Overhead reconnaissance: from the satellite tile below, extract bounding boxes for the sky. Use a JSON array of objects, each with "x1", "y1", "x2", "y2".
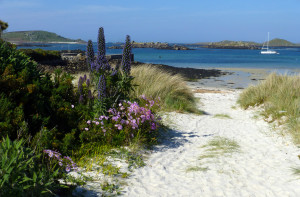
[{"x1": 1, "y1": 0, "x2": 300, "y2": 43}]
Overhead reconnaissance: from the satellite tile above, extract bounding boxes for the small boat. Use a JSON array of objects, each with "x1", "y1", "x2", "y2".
[{"x1": 261, "y1": 32, "x2": 279, "y2": 54}]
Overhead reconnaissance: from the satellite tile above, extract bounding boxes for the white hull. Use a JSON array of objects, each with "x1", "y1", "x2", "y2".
[
  {"x1": 261, "y1": 32, "x2": 279, "y2": 54},
  {"x1": 261, "y1": 50, "x2": 278, "y2": 54}
]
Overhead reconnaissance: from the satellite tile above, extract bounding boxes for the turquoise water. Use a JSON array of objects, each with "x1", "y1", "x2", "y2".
[{"x1": 18, "y1": 43, "x2": 300, "y2": 70}]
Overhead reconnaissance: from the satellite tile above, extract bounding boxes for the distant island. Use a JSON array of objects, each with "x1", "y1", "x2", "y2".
[
  {"x1": 196, "y1": 38, "x2": 298, "y2": 49},
  {"x1": 2, "y1": 31, "x2": 86, "y2": 45},
  {"x1": 109, "y1": 41, "x2": 192, "y2": 50}
]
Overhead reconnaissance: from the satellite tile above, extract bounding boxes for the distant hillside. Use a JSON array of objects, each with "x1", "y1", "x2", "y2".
[
  {"x1": 268, "y1": 38, "x2": 295, "y2": 46},
  {"x1": 3, "y1": 31, "x2": 86, "y2": 43}
]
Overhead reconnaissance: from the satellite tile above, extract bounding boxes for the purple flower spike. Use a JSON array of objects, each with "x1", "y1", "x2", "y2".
[
  {"x1": 86, "y1": 40, "x2": 94, "y2": 71},
  {"x1": 97, "y1": 27, "x2": 106, "y2": 58},
  {"x1": 121, "y1": 35, "x2": 132, "y2": 75},
  {"x1": 97, "y1": 74, "x2": 106, "y2": 101}
]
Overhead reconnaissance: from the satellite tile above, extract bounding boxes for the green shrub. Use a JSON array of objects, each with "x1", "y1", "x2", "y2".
[
  {"x1": 0, "y1": 40, "x2": 83, "y2": 154},
  {"x1": 0, "y1": 137, "x2": 63, "y2": 197},
  {"x1": 19, "y1": 48, "x2": 61, "y2": 63}
]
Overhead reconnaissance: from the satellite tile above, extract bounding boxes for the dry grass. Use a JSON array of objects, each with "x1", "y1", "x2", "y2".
[
  {"x1": 238, "y1": 73, "x2": 300, "y2": 144},
  {"x1": 131, "y1": 65, "x2": 200, "y2": 113}
]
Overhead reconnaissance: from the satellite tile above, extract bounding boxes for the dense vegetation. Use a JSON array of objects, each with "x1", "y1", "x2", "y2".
[
  {"x1": 19, "y1": 48, "x2": 62, "y2": 62},
  {"x1": 0, "y1": 26, "x2": 199, "y2": 195},
  {"x1": 238, "y1": 73, "x2": 300, "y2": 144},
  {"x1": 3, "y1": 30, "x2": 85, "y2": 43},
  {"x1": 0, "y1": 27, "x2": 162, "y2": 195}
]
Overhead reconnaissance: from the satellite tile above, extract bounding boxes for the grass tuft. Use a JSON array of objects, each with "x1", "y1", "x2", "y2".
[
  {"x1": 186, "y1": 136, "x2": 239, "y2": 173},
  {"x1": 186, "y1": 166, "x2": 209, "y2": 172},
  {"x1": 238, "y1": 73, "x2": 300, "y2": 144},
  {"x1": 213, "y1": 114, "x2": 232, "y2": 119},
  {"x1": 201, "y1": 136, "x2": 240, "y2": 157},
  {"x1": 131, "y1": 65, "x2": 201, "y2": 113}
]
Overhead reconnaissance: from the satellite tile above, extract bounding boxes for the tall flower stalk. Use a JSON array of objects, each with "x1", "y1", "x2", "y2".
[
  {"x1": 121, "y1": 35, "x2": 132, "y2": 75},
  {"x1": 97, "y1": 27, "x2": 106, "y2": 58},
  {"x1": 97, "y1": 27, "x2": 110, "y2": 71},
  {"x1": 97, "y1": 74, "x2": 106, "y2": 101},
  {"x1": 86, "y1": 40, "x2": 94, "y2": 71}
]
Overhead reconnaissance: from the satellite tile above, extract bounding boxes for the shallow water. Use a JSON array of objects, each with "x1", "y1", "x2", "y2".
[{"x1": 18, "y1": 43, "x2": 300, "y2": 70}]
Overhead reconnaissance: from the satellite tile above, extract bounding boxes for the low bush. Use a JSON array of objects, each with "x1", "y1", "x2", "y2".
[
  {"x1": 0, "y1": 137, "x2": 76, "y2": 197},
  {"x1": 238, "y1": 73, "x2": 300, "y2": 144},
  {"x1": 19, "y1": 48, "x2": 61, "y2": 63}
]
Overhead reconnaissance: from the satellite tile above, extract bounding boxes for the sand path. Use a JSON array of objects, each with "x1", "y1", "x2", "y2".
[{"x1": 123, "y1": 89, "x2": 300, "y2": 196}]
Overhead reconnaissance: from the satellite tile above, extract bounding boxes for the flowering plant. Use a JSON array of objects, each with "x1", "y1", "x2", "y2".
[
  {"x1": 80, "y1": 95, "x2": 160, "y2": 145},
  {"x1": 43, "y1": 149, "x2": 78, "y2": 173}
]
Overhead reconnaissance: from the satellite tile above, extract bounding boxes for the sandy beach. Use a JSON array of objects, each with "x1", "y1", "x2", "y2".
[
  {"x1": 122, "y1": 86, "x2": 300, "y2": 196},
  {"x1": 71, "y1": 69, "x2": 300, "y2": 196}
]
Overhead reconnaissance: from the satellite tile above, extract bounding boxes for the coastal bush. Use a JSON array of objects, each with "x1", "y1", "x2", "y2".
[
  {"x1": 130, "y1": 65, "x2": 199, "y2": 113},
  {"x1": 0, "y1": 137, "x2": 76, "y2": 197},
  {"x1": 238, "y1": 73, "x2": 300, "y2": 144},
  {"x1": 19, "y1": 48, "x2": 61, "y2": 63},
  {"x1": 0, "y1": 39, "x2": 83, "y2": 154}
]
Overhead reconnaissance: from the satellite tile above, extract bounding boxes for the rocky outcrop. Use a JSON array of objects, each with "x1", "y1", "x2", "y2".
[
  {"x1": 203, "y1": 40, "x2": 260, "y2": 50},
  {"x1": 109, "y1": 42, "x2": 192, "y2": 50}
]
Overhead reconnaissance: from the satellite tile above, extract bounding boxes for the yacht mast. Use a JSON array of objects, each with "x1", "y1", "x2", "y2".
[{"x1": 267, "y1": 32, "x2": 269, "y2": 50}]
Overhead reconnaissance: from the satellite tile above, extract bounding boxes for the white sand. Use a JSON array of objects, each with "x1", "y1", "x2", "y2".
[{"x1": 122, "y1": 89, "x2": 300, "y2": 196}]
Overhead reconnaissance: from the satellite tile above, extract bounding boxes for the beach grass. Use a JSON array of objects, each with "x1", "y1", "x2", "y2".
[
  {"x1": 200, "y1": 136, "x2": 240, "y2": 156},
  {"x1": 186, "y1": 136, "x2": 239, "y2": 173},
  {"x1": 213, "y1": 113, "x2": 232, "y2": 119},
  {"x1": 238, "y1": 73, "x2": 300, "y2": 144},
  {"x1": 131, "y1": 65, "x2": 201, "y2": 113}
]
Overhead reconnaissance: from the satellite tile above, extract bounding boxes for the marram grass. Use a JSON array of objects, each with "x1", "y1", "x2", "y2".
[
  {"x1": 238, "y1": 73, "x2": 300, "y2": 144},
  {"x1": 131, "y1": 65, "x2": 200, "y2": 113}
]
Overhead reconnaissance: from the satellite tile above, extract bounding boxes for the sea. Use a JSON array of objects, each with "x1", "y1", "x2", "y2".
[{"x1": 17, "y1": 43, "x2": 300, "y2": 71}]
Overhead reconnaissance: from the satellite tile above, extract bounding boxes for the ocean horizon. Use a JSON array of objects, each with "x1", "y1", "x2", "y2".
[{"x1": 17, "y1": 43, "x2": 300, "y2": 71}]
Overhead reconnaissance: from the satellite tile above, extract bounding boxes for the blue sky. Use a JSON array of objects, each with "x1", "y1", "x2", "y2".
[{"x1": 1, "y1": 0, "x2": 300, "y2": 43}]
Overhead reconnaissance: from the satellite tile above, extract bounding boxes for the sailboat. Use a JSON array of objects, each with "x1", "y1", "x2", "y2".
[{"x1": 261, "y1": 32, "x2": 279, "y2": 54}]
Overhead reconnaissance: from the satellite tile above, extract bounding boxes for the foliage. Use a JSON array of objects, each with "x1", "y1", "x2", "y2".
[
  {"x1": 19, "y1": 48, "x2": 61, "y2": 63},
  {"x1": 238, "y1": 73, "x2": 300, "y2": 144},
  {"x1": 0, "y1": 20, "x2": 8, "y2": 38},
  {"x1": 0, "y1": 137, "x2": 66, "y2": 197},
  {"x1": 0, "y1": 39, "x2": 82, "y2": 154}
]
